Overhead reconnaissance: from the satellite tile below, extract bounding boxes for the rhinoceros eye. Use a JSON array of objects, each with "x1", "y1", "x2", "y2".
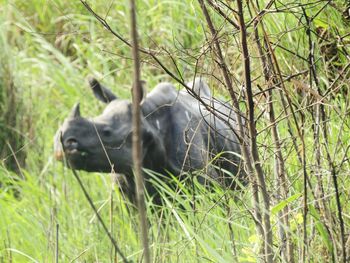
[{"x1": 102, "y1": 128, "x2": 112, "y2": 137}]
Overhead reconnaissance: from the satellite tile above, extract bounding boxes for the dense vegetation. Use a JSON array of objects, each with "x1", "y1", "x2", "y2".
[{"x1": 0, "y1": 0, "x2": 349, "y2": 262}]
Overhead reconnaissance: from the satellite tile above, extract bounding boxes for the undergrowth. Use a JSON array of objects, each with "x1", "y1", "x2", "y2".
[{"x1": 0, "y1": 0, "x2": 349, "y2": 262}]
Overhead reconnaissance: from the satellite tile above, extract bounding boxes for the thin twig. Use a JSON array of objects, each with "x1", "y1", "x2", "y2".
[
  {"x1": 55, "y1": 224, "x2": 59, "y2": 263},
  {"x1": 304, "y1": 6, "x2": 337, "y2": 262},
  {"x1": 129, "y1": 0, "x2": 151, "y2": 262},
  {"x1": 206, "y1": 0, "x2": 240, "y2": 30},
  {"x1": 60, "y1": 134, "x2": 131, "y2": 263},
  {"x1": 251, "y1": 4, "x2": 294, "y2": 260},
  {"x1": 235, "y1": 1, "x2": 273, "y2": 261}
]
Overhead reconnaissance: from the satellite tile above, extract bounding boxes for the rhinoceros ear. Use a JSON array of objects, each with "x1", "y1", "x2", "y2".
[
  {"x1": 88, "y1": 77, "x2": 117, "y2": 103},
  {"x1": 69, "y1": 103, "x2": 81, "y2": 118},
  {"x1": 138, "y1": 80, "x2": 147, "y2": 105}
]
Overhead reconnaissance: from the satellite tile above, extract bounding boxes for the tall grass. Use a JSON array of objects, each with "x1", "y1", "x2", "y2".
[{"x1": 0, "y1": 0, "x2": 349, "y2": 262}]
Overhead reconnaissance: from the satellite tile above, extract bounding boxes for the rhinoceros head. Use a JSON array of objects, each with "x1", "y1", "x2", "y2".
[{"x1": 54, "y1": 78, "x2": 153, "y2": 174}]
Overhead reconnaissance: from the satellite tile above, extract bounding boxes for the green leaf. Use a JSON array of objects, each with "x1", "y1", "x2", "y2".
[
  {"x1": 271, "y1": 193, "x2": 302, "y2": 215},
  {"x1": 309, "y1": 205, "x2": 333, "y2": 253},
  {"x1": 314, "y1": 18, "x2": 329, "y2": 29}
]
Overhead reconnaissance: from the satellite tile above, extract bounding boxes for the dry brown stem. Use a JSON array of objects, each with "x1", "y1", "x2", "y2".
[{"x1": 130, "y1": 0, "x2": 151, "y2": 262}]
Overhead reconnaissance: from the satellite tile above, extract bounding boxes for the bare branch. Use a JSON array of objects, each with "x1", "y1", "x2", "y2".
[
  {"x1": 60, "y1": 134, "x2": 131, "y2": 263},
  {"x1": 129, "y1": 0, "x2": 151, "y2": 262}
]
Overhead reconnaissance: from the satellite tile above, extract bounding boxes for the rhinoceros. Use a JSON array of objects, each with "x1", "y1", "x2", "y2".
[{"x1": 54, "y1": 77, "x2": 245, "y2": 202}]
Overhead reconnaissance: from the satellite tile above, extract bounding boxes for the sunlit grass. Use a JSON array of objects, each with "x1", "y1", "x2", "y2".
[{"x1": 0, "y1": 0, "x2": 349, "y2": 262}]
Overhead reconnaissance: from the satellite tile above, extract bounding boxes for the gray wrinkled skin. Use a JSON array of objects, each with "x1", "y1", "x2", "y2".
[{"x1": 54, "y1": 78, "x2": 246, "y2": 201}]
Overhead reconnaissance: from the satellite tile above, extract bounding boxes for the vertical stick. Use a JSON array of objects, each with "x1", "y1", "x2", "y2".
[
  {"x1": 55, "y1": 224, "x2": 59, "y2": 263},
  {"x1": 235, "y1": 1, "x2": 274, "y2": 261},
  {"x1": 304, "y1": 9, "x2": 346, "y2": 262},
  {"x1": 6, "y1": 229, "x2": 12, "y2": 263},
  {"x1": 60, "y1": 135, "x2": 130, "y2": 263},
  {"x1": 110, "y1": 182, "x2": 115, "y2": 263},
  {"x1": 129, "y1": 1, "x2": 151, "y2": 263},
  {"x1": 252, "y1": 16, "x2": 294, "y2": 262},
  {"x1": 197, "y1": 0, "x2": 265, "y2": 259}
]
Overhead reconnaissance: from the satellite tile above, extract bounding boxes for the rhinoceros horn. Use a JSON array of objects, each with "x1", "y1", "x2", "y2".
[{"x1": 69, "y1": 103, "x2": 81, "y2": 118}]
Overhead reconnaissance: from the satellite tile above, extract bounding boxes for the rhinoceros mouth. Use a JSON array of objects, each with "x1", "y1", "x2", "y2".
[
  {"x1": 65, "y1": 149, "x2": 90, "y2": 163},
  {"x1": 64, "y1": 149, "x2": 92, "y2": 171},
  {"x1": 54, "y1": 149, "x2": 88, "y2": 161},
  {"x1": 66, "y1": 148, "x2": 88, "y2": 156},
  {"x1": 64, "y1": 149, "x2": 113, "y2": 172}
]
